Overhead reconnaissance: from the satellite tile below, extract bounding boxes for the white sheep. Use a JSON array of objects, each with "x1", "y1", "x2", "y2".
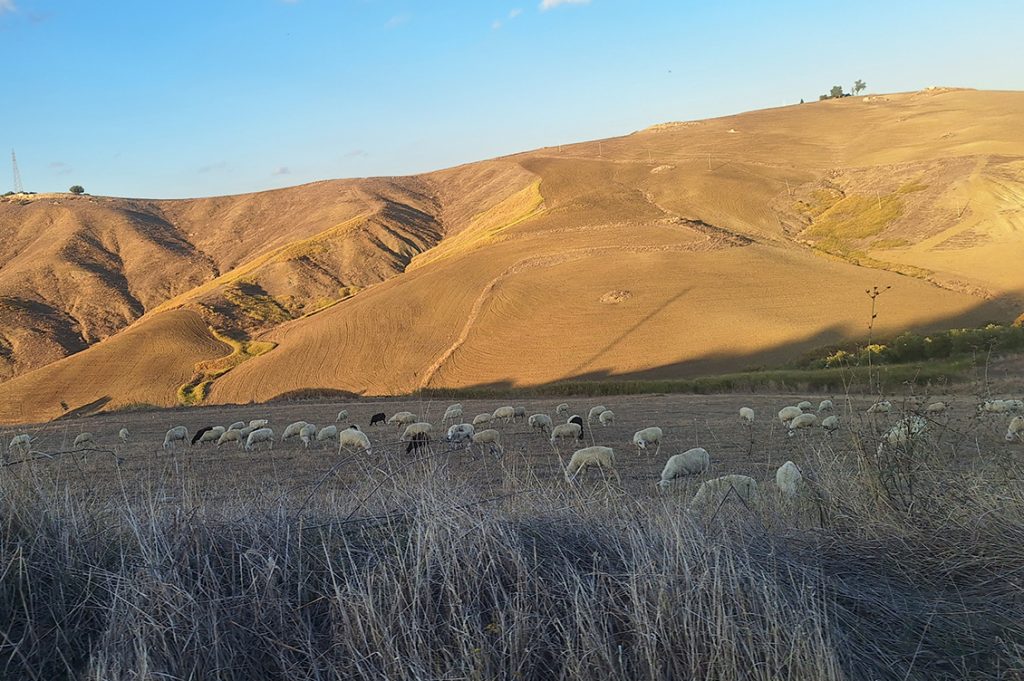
[
  {"x1": 632, "y1": 426, "x2": 663, "y2": 455},
  {"x1": 8, "y1": 433, "x2": 33, "y2": 455},
  {"x1": 472, "y1": 413, "x2": 493, "y2": 426},
  {"x1": 338, "y1": 427, "x2": 372, "y2": 453},
  {"x1": 555, "y1": 403, "x2": 569, "y2": 416},
  {"x1": 775, "y1": 461, "x2": 803, "y2": 498},
  {"x1": 657, "y1": 447, "x2": 710, "y2": 489},
  {"x1": 446, "y1": 423, "x2": 475, "y2": 446},
  {"x1": 401, "y1": 422, "x2": 433, "y2": 441},
  {"x1": 217, "y1": 429, "x2": 244, "y2": 447},
  {"x1": 528, "y1": 414, "x2": 553, "y2": 434},
  {"x1": 866, "y1": 401, "x2": 892, "y2": 414},
  {"x1": 245, "y1": 427, "x2": 274, "y2": 451},
  {"x1": 1006, "y1": 400, "x2": 1024, "y2": 413},
  {"x1": 316, "y1": 425, "x2": 338, "y2": 444},
  {"x1": 299, "y1": 423, "x2": 318, "y2": 448},
  {"x1": 778, "y1": 406, "x2": 802, "y2": 424},
  {"x1": 818, "y1": 399, "x2": 833, "y2": 413},
  {"x1": 227, "y1": 421, "x2": 246, "y2": 432},
  {"x1": 163, "y1": 426, "x2": 188, "y2": 450},
  {"x1": 882, "y1": 416, "x2": 927, "y2": 448},
  {"x1": 979, "y1": 399, "x2": 1009, "y2": 414},
  {"x1": 588, "y1": 406, "x2": 609, "y2": 423},
  {"x1": 248, "y1": 419, "x2": 269, "y2": 429},
  {"x1": 925, "y1": 401, "x2": 947, "y2": 414},
  {"x1": 598, "y1": 410, "x2": 615, "y2": 426},
  {"x1": 565, "y1": 446, "x2": 619, "y2": 483},
  {"x1": 549, "y1": 422, "x2": 582, "y2": 447},
  {"x1": 442, "y1": 404, "x2": 463, "y2": 424},
  {"x1": 691, "y1": 475, "x2": 760, "y2": 510},
  {"x1": 822, "y1": 415, "x2": 839, "y2": 433},
  {"x1": 739, "y1": 407, "x2": 755, "y2": 425},
  {"x1": 388, "y1": 411, "x2": 417, "y2": 426},
  {"x1": 492, "y1": 406, "x2": 516, "y2": 422},
  {"x1": 74, "y1": 432, "x2": 96, "y2": 449},
  {"x1": 787, "y1": 413, "x2": 818, "y2": 437},
  {"x1": 514, "y1": 406, "x2": 527, "y2": 422},
  {"x1": 1006, "y1": 416, "x2": 1024, "y2": 443},
  {"x1": 282, "y1": 421, "x2": 308, "y2": 442},
  {"x1": 197, "y1": 426, "x2": 226, "y2": 445},
  {"x1": 118, "y1": 427, "x2": 130, "y2": 444},
  {"x1": 797, "y1": 401, "x2": 813, "y2": 412},
  {"x1": 335, "y1": 409, "x2": 349, "y2": 423},
  {"x1": 472, "y1": 429, "x2": 502, "y2": 456}
]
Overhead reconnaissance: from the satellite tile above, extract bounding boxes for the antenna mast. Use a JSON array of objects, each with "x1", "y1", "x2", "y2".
[{"x1": 11, "y1": 149, "x2": 24, "y2": 193}]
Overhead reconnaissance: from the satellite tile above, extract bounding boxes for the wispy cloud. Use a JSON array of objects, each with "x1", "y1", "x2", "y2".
[
  {"x1": 49, "y1": 161, "x2": 73, "y2": 176},
  {"x1": 0, "y1": 0, "x2": 17, "y2": 14},
  {"x1": 492, "y1": 19, "x2": 502, "y2": 30},
  {"x1": 385, "y1": 13, "x2": 410, "y2": 29},
  {"x1": 197, "y1": 161, "x2": 227, "y2": 174},
  {"x1": 509, "y1": 8, "x2": 523, "y2": 18},
  {"x1": 540, "y1": 0, "x2": 590, "y2": 9},
  {"x1": 493, "y1": 7, "x2": 524, "y2": 29},
  {"x1": 272, "y1": 166, "x2": 291, "y2": 176},
  {"x1": 344, "y1": 149, "x2": 369, "y2": 158}
]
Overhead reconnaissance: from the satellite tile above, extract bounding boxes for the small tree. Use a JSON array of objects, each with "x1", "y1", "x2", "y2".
[
  {"x1": 829, "y1": 85, "x2": 845, "y2": 99},
  {"x1": 853, "y1": 79, "x2": 867, "y2": 95},
  {"x1": 69, "y1": 185, "x2": 85, "y2": 195}
]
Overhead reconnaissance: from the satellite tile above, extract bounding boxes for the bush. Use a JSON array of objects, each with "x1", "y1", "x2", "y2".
[{"x1": 69, "y1": 185, "x2": 85, "y2": 195}]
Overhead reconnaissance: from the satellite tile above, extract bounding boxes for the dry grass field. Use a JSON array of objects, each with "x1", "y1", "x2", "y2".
[{"x1": 3, "y1": 390, "x2": 1023, "y2": 679}]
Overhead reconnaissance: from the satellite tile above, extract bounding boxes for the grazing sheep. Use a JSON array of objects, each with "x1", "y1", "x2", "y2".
[
  {"x1": 787, "y1": 413, "x2": 818, "y2": 437},
  {"x1": 370, "y1": 412, "x2": 387, "y2": 427},
  {"x1": 163, "y1": 426, "x2": 188, "y2": 451},
  {"x1": 797, "y1": 401, "x2": 813, "y2": 412},
  {"x1": 550, "y1": 423, "x2": 582, "y2": 447},
  {"x1": 739, "y1": 407, "x2": 755, "y2": 425},
  {"x1": 401, "y1": 422, "x2": 433, "y2": 441},
  {"x1": 925, "y1": 401, "x2": 947, "y2": 414},
  {"x1": 979, "y1": 399, "x2": 1010, "y2": 414},
  {"x1": 472, "y1": 429, "x2": 503, "y2": 456},
  {"x1": 335, "y1": 409, "x2": 349, "y2": 423},
  {"x1": 866, "y1": 401, "x2": 892, "y2": 414},
  {"x1": 1006, "y1": 400, "x2": 1024, "y2": 413},
  {"x1": 245, "y1": 427, "x2": 275, "y2": 451},
  {"x1": 316, "y1": 425, "x2": 338, "y2": 444},
  {"x1": 657, "y1": 447, "x2": 710, "y2": 489},
  {"x1": 1006, "y1": 416, "x2": 1024, "y2": 443},
  {"x1": 237, "y1": 425, "x2": 256, "y2": 440},
  {"x1": 565, "y1": 446, "x2": 619, "y2": 483},
  {"x1": 567, "y1": 415, "x2": 584, "y2": 433},
  {"x1": 196, "y1": 426, "x2": 225, "y2": 446},
  {"x1": 528, "y1": 413, "x2": 553, "y2": 434},
  {"x1": 775, "y1": 461, "x2": 803, "y2": 498},
  {"x1": 882, "y1": 416, "x2": 927, "y2": 448},
  {"x1": 118, "y1": 428, "x2": 130, "y2": 444},
  {"x1": 227, "y1": 421, "x2": 246, "y2": 432},
  {"x1": 388, "y1": 411, "x2": 417, "y2": 427},
  {"x1": 472, "y1": 413, "x2": 493, "y2": 426},
  {"x1": 446, "y1": 423, "x2": 475, "y2": 447},
  {"x1": 513, "y1": 406, "x2": 527, "y2": 422},
  {"x1": 691, "y1": 475, "x2": 760, "y2": 510},
  {"x1": 822, "y1": 415, "x2": 840, "y2": 433},
  {"x1": 778, "y1": 406, "x2": 802, "y2": 424},
  {"x1": 556, "y1": 403, "x2": 569, "y2": 416},
  {"x1": 442, "y1": 404, "x2": 463, "y2": 424},
  {"x1": 74, "y1": 432, "x2": 96, "y2": 449},
  {"x1": 632, "y1": 427, "x2": 663, "y2": 455},
  {"x1": 217, "y1": 429, "x2": 244, "y2": 447},
  {"x1": 493, "y1": 406, "x2": 516, "y2": 422},
  {"x1": 299, "y1": 423, "x2": 318, "y2": 448},
  {"x1": 282, "y1": 421, "x2": 309, "y2": 442},
  {"x1": 191, "y1": 426, "x2": 215, "y2": 446},
  {"x1": 405, "y1": 432, "x2": 430, "y2": 454},
  {"x1": 8, "y1": 434, "x2": 33, "y2": 456},
  {"x1": 598, "y1": 410, "x2": 616, "y2": 426},
  {"x1": 588, "y1": 406, "x2": 609, "y2": 423},
  {"x1": 338, "y1": 427, "x2": 372, "y2": 453},
  {"x1": 249, "y1": 419, "x2": 269, "y2": 429},
  {"x1": 818, "y1": 400, "x2": 834, "y2": 413}
]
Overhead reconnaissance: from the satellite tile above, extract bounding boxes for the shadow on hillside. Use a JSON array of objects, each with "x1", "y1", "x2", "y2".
[{"x1": 54, "y1": 396, "x2": 112, "y2": 421}]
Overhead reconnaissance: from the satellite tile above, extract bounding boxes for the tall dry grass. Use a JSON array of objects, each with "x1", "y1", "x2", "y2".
[{"x1": 1, "y1": 410, "x2": 1023, "y2": 680}]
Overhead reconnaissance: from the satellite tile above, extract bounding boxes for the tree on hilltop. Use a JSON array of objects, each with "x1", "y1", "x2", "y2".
[
  {"x1": 853, "y1": 79, "x2": 867, "y2": 95},
  {"x1": 829, "y1": 85, "x2": 845, "y2": 99},
  {"x1": 69, "y1": 185, "x2": 85, "y2": 195}
]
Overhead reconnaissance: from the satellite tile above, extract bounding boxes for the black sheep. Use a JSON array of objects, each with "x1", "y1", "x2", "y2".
[
  {"x1": 568, "y1": 415, "x2": 585, "y2": 440},
  {"x1": 191, "y1": 426, "x2": 214, "y2": 445},
  {"x1": 405, "y1": 431, "x2": 429, "y2": 454},
  {"x1": 369, "y1": 412, "x2": 386, "y2": 427}
]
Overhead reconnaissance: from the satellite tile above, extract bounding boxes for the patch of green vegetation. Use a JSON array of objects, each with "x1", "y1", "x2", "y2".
[
  {"x1": 223, "y1": 282, "x2": 292, "y2": 324},
  {"x1": 177, "y1": 329, "x2": 277, "y2": 406},
  {"x1": 898, "y1": 182, "x2": 929, "y2": 194},
  {"x1": 872, "y1": 237, "x2": 911, "y2": 249},
  {"x1": 806, "y1": 193, "x2": 903, "y2": 240}
]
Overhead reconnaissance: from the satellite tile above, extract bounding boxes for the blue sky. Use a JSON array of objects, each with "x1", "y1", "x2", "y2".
[{"x1": 1, "y1": 0, "x2": 1022, "y2": 199}]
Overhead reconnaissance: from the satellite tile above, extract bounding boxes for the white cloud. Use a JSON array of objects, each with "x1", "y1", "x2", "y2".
[
  {"x1": 49, "y1": 161, "x2": 73, "y2": 176},
  {"x1": 272, "y1": 166, "x2": 291, "y2": 176},
  {"x1": 344, "y1": 149, "x2": 369, "y2": 158},
  {"x1": 492, "y1": 19, "x2": 502, "y2": 30},
  {"x1": 0, "y1": 0, "x2": 17, "y2": 14},
  {"x1": 385, "y1": 13, "x2": 410, "y2": 29},
  {"x1": 540, "y1": 0, "x2": 589, "y2": 9},
  {"x1": 509, "y1": 8, "x2": 522, "y2": 18}
]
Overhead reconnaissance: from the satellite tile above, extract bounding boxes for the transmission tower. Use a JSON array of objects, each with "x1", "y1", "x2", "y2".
[{"x1": 11, "y1": 149, "x2": 24, "y2": 193}]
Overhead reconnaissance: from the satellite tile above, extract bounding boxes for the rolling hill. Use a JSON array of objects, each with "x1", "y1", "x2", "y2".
[{"x1": 2, "y1": 87, "x2": 1023, "y2": 424}]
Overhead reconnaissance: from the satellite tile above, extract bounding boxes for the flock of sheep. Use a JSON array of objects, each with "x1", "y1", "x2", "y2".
[{"x1": 5, "y1": 395, "x2": 1022, "y2": 509}]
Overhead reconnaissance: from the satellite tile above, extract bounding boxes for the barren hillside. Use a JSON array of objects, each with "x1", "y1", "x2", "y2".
[{"x1": 2, "y1": 88, "x2": 1022, "y2": 423}]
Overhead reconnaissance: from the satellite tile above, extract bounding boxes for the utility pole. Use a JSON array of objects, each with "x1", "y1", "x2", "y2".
[{"x1": 11, "y1": 149, "x2": 24, "y2": 193}]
